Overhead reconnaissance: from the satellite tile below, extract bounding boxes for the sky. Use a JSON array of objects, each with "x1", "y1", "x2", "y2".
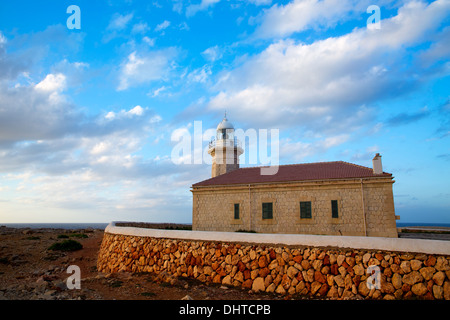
[{"x1": 0, "y1": 0, "x2": 449, "y2": 224}]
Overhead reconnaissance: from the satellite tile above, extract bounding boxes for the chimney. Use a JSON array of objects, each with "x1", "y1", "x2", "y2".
[{"x1": 372, "y1": 153, "x2": 383, "y2": 174}]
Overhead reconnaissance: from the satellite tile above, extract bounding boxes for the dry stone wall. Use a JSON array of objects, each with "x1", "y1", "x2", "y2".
[{"x1": 97, "y1": 232, "x2": 450, "y2": 300}]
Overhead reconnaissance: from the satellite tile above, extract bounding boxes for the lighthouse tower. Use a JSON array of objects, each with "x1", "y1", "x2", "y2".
[{"x1": 208, "y1": 114, "x2": 244, "y2": 178}]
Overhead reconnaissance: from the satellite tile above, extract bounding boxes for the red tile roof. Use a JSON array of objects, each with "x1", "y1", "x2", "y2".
[{"x1": 192, "y1": 161, "x2": 392, "y2": 187}]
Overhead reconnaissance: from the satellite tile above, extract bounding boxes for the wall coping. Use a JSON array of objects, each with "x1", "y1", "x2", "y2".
[
  {"x1": 191, "y1": 176, "x2": 394, "y2": 191},
  {"x1": 105, "y1": 221, "x2": 450, "y2": 256}
]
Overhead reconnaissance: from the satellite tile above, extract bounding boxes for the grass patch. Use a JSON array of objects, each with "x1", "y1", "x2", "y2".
[
  {"x1": 25, "y1": 236, "x2": 40, "y2": 240},
  {"x1": 69, "y1": 233, "x2": 88, "y2": 238},
  {"x1": 57, "y1": 233, "x2": 88, "y2": 239},
  {"x1": 48, "y1": 239, "x2": 83, "y2": 251}
]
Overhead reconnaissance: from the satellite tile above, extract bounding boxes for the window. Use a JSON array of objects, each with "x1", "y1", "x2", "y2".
[
  {"x1": 262, "y1": 202, "x2": 273, "y2": 219},
  {"x1": 300, "y1": 201, "x2": 312, "y2": 219},
  {"x1": 234, "y1": 203, "x2": 240, "y2": 220},
  {"x1": 331, "y1": 200, "x2": 339, "y2": 218},
  {"x1": 221, "y1": 129, "x2": 227, "y2": 139}
]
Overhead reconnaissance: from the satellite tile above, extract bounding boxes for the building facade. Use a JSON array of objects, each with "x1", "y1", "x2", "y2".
[{"x1": 191, "y1": 117, "x2": 398, "y2": 238}]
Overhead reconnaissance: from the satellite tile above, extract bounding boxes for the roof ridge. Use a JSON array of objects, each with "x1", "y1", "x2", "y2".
[
  {"x1": 340, "y1": 160, "x2": 373, "y2": 171},
  {"x1": 237, "y1": 160, "x2": 345, "y2": 170},
  {"x1": 193, "y1": 160, "x2": 392, "y2": 187}
]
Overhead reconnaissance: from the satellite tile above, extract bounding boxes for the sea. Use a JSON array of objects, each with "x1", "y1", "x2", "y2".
[
  {"x1": 1, "y1": 222, "x2": 450, "y2": 230},
  {"x1": 0, "y1": 223, "x2": 109, "y2": 230},
  {"x1": 396, "y1": 222, "x2": 450, "y2": 228}
]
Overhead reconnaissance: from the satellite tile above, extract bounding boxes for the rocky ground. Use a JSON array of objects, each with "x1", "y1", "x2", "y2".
[
  {"x1": 1, "y1": 226, "x2": 448, "y2": 301},
  {"x1": 0, "y1": 226, "x2": 291, "y2": 300}
]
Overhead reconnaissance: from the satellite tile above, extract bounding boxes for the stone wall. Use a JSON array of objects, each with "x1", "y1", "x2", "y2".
[
  {"x1": 97, "y1": 232, "x2": 450, "y2": 300},
  {"x1": 192, "y1": 178, "x2": 397, "y2": 237}
]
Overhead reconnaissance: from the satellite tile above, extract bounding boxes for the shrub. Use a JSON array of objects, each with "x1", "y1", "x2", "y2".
[
  {"x1": 48, "y1": 239, "x2": 83, "y2": 251},
  {"x1": 26, "y1": 236, "x2": 41, "y2": 240},
  {"x1": 69, "y1": 233, "x2": 88, "y2": 238}
]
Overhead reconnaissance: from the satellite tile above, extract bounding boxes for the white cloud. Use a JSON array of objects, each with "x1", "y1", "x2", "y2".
[
  {"x1": 188, "y1": 65, "x2": 212, "y2": 83},
  {"x1": 46, "y1": 59, "x2": 90, "y2": 89},
  {"x1": 0, "y1": 20, "x2": 195, "y2": 224},
  {"x1": 208, "y1": 0, "x2": 450, "y2": 132},
  {"x1": 280, "y1": 134, "x2": 350, "y2": 162},
  {"x1": 186, "y1": 0, "x2": 221, "y2": 17},
  {"x1": 253, "y1": 0, "x2": 353, "y2": 38},
  {"x1": 128, "y1": 105, "x2": 144, "y2": 116},
  {"x1": 0, "y1": 25, "x2": 85, "y2": 82},
  {"x1": 117, "y1": 48, "x2": 178, "y2": 91},
  {"x1": 371, "y1": 0, "x2": 450, "y2": 48},
  {"x1": 132, "y1": 22, "x2": 150, "y2": 34},
  {"x1": 155, "y1": 20, "x2": 171, "y2": 32},
  {"x1": 419, "y1": 26, "x2": 450, "y2": 67},
  {"x1": 90, "y1": 141, "x2": 110, "y2": 155},
  {"x1": 249, "y1": 0, "x2": 272, "y2": 5},
  {"x1": 142, "y1": 36, "x2": 155, "y2": 46},
  {"x1": 34, "y1": 73, "x2": 66, "y2": 92},
  {"x1": 0, "y1": 85, "x2": 76, "y2": 144},
  {"x1": 150, "y1": 86, "x2": 167, "y2": 97},
  {"x1": 0, "y1": 128, "x2": 197, "y2": 221},
  {"x1": 349, "y1": 145, "x2": 380, "y2": 162},
  {"x1": 0, "y1": 31, "x2": 7, "y2": 45},
  {"x1": 73, "y1": 61, "x2": 89, "y2": 69},
  {"x1": 107, "y1": 13, "x2": 134, "y2": 30},
  {"x1": 172, "y1": 0, "x2": 184, "y2": 14},
  {"x1": 104, "y1": 105, "x2": 146, "y2": 120},
  {"x1": 178, "y1": 21, "x2": 190, "y2": 31},
  {"x1": 252, "y1": 0, "x2": 398, "y2": 39},
  {"x1": 202, "y1": 45, "x2": 223, "y2": 62},
  {"x1": 34, "y1": 73, "x2": 68, "y2": 105},
  {"x1": 105, "y1": 111, "x2": 115, "y2": 120}
]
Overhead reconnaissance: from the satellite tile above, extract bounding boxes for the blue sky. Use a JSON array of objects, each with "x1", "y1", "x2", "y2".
[{"x1": 0, "y1": 0, "x2": 449, "y2": 224}]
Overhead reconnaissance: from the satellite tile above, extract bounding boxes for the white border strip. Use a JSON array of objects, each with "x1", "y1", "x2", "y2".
[{"x1": 105, "y1": 222, "x2": 450, "y2": 255}]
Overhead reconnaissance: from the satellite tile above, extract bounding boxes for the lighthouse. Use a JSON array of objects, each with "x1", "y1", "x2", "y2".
[{"x1": 208, "y1": 114, "x2": 244, "y2": 178}]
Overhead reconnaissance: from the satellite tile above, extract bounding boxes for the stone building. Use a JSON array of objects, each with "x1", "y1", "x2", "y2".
[{"x1": 191, "y1": 116, "x2": 398, "y2": 237}]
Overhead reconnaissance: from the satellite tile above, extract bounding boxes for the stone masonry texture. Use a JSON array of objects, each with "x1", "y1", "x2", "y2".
[
  {"x1": 192, "y1": 178, "x2": 397, "y2": 237},
  {"x1": 97, "y1": 233, "x2": 450, "y2": 300}
]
